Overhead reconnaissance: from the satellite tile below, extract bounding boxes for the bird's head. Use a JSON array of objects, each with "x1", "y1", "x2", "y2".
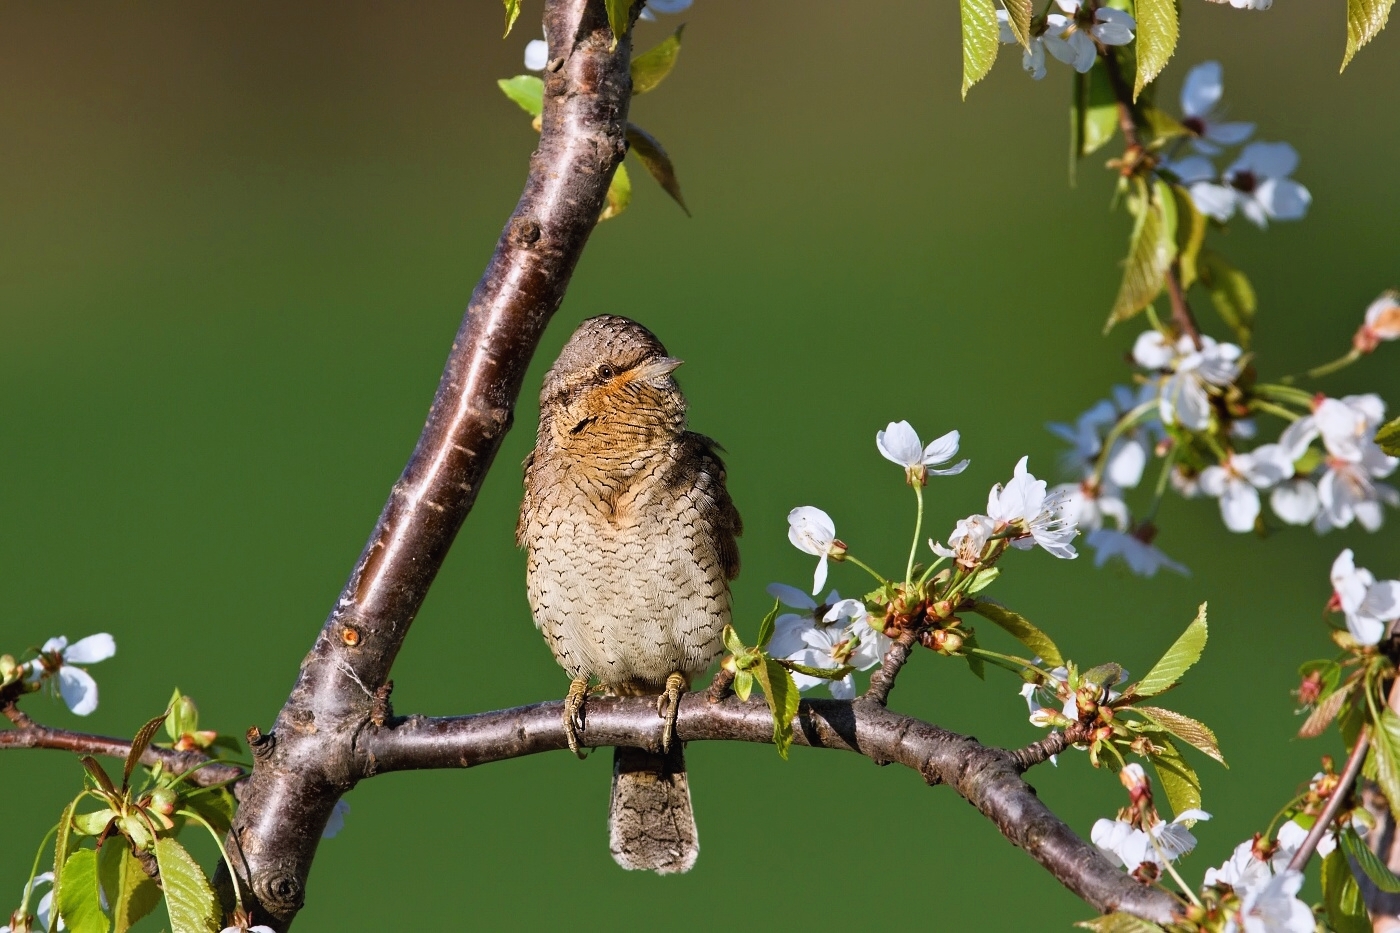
[{"x1": 539, "y1": 315, "x2": 686, "y2": 450}]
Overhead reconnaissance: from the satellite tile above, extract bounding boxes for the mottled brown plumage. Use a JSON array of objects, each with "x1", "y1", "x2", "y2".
[{"x1": 517, "y1": 314, "x2": 741, "y2": 874}]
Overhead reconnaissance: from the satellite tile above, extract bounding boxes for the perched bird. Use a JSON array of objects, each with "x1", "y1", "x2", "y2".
[{"x1": 517, "y1": 315, "x2": 741, "y2": 874}]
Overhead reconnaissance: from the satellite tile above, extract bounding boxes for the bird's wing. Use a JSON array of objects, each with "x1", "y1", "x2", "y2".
[
  {"x1": 515, "y1": 447, "x2": 539, "y2": 549},
  {"x1": 672, "y1": 432, "x2": 743, "y2": 582}
]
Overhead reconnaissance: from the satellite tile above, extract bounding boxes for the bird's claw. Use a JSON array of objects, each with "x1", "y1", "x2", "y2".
[
  {"x1": 657, "y1": 672, "x2": 686, "y2": 754},
  {"x1": 564, "y1": 676, "x2": 590, "y2": 760}
]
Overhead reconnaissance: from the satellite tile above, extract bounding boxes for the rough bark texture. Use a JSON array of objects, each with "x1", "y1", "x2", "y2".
[
  {"x1": 358, "y1": 695, "x2": 1182, "y2": 924},
  {"x1": 220, "y1": 1, "x2": 636, "y2": 926}
]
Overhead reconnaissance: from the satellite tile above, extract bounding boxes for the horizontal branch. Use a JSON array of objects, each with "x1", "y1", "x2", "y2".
[
  {"x1": 357, "y1": 694, "x2": 1180, "y2": 924},
  {"x1": 0, "y1": 716, "x2": 245, "y2": 787}
]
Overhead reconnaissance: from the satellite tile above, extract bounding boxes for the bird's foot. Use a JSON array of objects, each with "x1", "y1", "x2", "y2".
[
  {"x1": 563, "y1": 676, "x2": 590, "y2": 760},
  {"x1": 656, "y1": 672, "x2": 687, "y2": 754}
]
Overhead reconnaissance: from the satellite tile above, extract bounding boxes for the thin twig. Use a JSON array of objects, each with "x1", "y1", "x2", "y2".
[
  {"x1": 864, "y1": 629, "x2": 918, "y2": 706},
  {"x1": 1164, "y1": 265, "x2": 1203, "y2": 350}
]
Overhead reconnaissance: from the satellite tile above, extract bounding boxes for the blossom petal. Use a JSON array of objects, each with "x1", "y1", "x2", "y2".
[
  {"x1": 787, "y1": 507, "x2": 836, "y2": 557},
  {"x1": 1232, "y1": 140, "x2": 1299, "y2": 179},
  {"x1": 1271, "y1": 480, "x2": 1319, "y2": 525},
  {"x1": 1255, "y1": 177, "x2": 1311, "y2": 221},
  {"x1": 1132, "y1": 331, "x2": 1175, "y2": 369},
  {"x1": 1180, "y1": 61, "x2": 1223, "y2": 118},
  {"x1": 58, "y1": 665, "x2": 99, "y2": 716},
  {"x1": 1107, "y1": 439, "x2": 1147, "y2": 489},
  {"x1": 876, "y1": 421, "x2": 923, "y2": 468},
  {"x1": 523, "y1": 38, "x2": 549, "y2": 72},
  {"x1": 1188, "y1": 182, "x2": 1237, "y2": 221},
  {"x1": 1165, "y1": 156, "x2": 1217, "y2": 185},
  {"x1": 920, "y1": 429, "x2": 962, "y2": 466},
  {"x1": 1205, "y1": 121, "x2": 1254, "y2": 146},
  {"x1": 765, "y1": 583, "x2": 816, "y2": 611},
  {"x1": 63, "y1": 633, "x2": 116, "y2": 665},
  {"x1": 1218, "y1": 481, "x2": 1261, "y2": 533}
]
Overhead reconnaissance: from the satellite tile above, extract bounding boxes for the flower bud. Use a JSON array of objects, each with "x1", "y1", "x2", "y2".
[
  {"x1": 930, "y1": 600, "x2": 954, "y2": 620},
  {"x1": 149, "y1": 786, "x2": 179, "y2": 816},
  {"x1": 1118, "y1": 763, "x2": 1151, "y2": 804},
  {"x1": 828, "y1": 538, "x2": 849, "y2": 562},
  {"x1": 929, "y1": 628, "x2": 963, "y2": 655},
  {"x1": 1355, "y1": 290, "x2": 1400, "y2": 353},
  {"x1": 1294, "y1": 670, "x2": 1324, "y2": 707},
  {"x1": 0, "y1": 654, "x2": 18, "y2": 685}
]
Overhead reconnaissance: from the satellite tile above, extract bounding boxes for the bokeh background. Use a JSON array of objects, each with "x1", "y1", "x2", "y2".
[{"x1": 2, "y1": 2, "x2": 1398, "y2": 929}]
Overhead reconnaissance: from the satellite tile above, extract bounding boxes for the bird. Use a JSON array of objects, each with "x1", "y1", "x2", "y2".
[{"x1": 517, "y1": 314, "x2": 741, "y2": 875}]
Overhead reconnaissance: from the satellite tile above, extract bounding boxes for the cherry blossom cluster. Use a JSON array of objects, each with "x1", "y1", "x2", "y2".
[
  {"x1": 996, "y1": 0, "x2": 1136, "y2": 80},
  {"x1": 1162, "y1": 62, "x2": 1310, "y2": 229},
  {"x1": 0, "y1": 634, "x2": 115, "y2": 717}
]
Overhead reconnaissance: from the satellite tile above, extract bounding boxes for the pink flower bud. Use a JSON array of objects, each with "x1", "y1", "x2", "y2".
[{"x1": 1355, "y1": 290, "x2": 1400, "y2": 353}]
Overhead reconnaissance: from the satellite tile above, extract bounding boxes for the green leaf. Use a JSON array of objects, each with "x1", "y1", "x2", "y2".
[
  {"x1": 1133, "y1": 0, "x2": 1178, "y2": 101},
  {"x1": 1376, "y1": 415, "x2": 1400, "y2": 457},
  {"x1": 125, "y1": 711, "x2": 170, "y2": 789},
  {"x1": 1000, "y1": 0, "x2": 1033, "y2": 50},
  {"x1": 98, "y1": 843, "x2": 161, "y2": 933},
  {"x1": 752, "y1": 658, "x2": 801, "y2": 759},
  {"x1": 968, "y1": 600, "x2": 1063, "y2": 668},
  {"x1": 1075, "y1": 913, "x2": 1167, "y2": 933},
  {"x1": 959, "y1": 0, "x2": 999, "y2": 99},
  {"x1": 605, "y1": 0, "x2": 632, "y2": 47},
  {"x1": 72, "y1": 809, "x2": 117, "y2": 837},
  {"x1": 631, "y1": 25, "x2": 684, "y2": 94},
  {"x1": 1104, "y1": 178, "x2": 1177, "y2": 333},
  {"x1": 966, "y1": 566, "x2": 1000, "y2": 594},
  {"x1": 1324, "y1": 848, "x2": 1372, "y2": 933},
  {"x1": 184, "y1": 786, "x2": 238, "y2": 837},
  {"x1": 503, "y1": 0, "x2": 522, "y2": 37},
  {"x1": 1081, "y1": 662, "x2": 1126, "y2": 690},
  {"x1": 1134, "y1": 706, "x2": 1226, "y2": 766},
  {"x1": 51, "y1": 796, "x2": 80, "y2": 933},
  {"x1": 497, "y1": 75, "x2": 545, "y2": 119},
  {"x1": 1371, "y1": 708, "x2": 1400, "y2": 821},
  {"x1": 1343, "y1": 0, "x2": 1396, "y2": 70},
  {"x1": 1340, "y1": 825, "x2": 1400, "y2": 892},
  {"x1": 1299, "y1": 681, "x2": 1356, "y2": 739},
  {"x1": 1150, "y1": 738, "x2": 1202, "y2": 817},
  {"x1": 1196, "y1": 250, "x2": 1257, "y2": 349},
  {"x1": 57, "y1": 849, "x2": 108, "y2": 933},
  {"x1": 1169, "y1": 185, "x2": 1207, "y2": 292},
  {"x1": 154, "y1": 838, "x2": 219, "y2": 933},
  {"x1": 755, "y1": 599, "x2": 780, "y2": 651},
  {"x1": 625, "y1": 124, "x2": 689, "y2": 215},
  {"x1": 774, "y1": 659, "x2": 854, "y2": 680},
  {"x1": 599, "y1": 161, "x2": 632, "y2": 222},
  {"x1": 721, "y1": 624, "x2": 744, "y2": 656},
  {"x1": 1133, "y1": 603, "x2": 1207, "y2": 698},
  {"x1": 733, "y1": 669, "x2": 753, "y2": 702},
  {"x1": 1072, "y1": 62, "x2": 1119, "y2": 167},
  {"x1": 80, "y1": 756, "x2": 117, "y2": 797}
]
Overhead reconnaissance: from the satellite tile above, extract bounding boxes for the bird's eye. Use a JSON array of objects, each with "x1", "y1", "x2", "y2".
[{"x1": 597, "y1": 364, "x2": 615, "y2": 380}]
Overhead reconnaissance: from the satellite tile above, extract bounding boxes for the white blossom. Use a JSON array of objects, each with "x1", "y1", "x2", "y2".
[
  {"x1": 875, "y1": 421, "x2": 968, "y2": 482},
  {"x1": 1269, "y1": 479, "x2": 1320, "y2": 526},
  {"x1": 638, "y1": 0, "x2": 693, "y2": 21},
  {"x1": 996, "y1": 10, "x2": 1048, "y2": 79},
  {"x1": 1357, "y1": 290, "x2": 1400, "y2": 351},
  {"x1": 1020, "y1": 666, "x2": 1073, "y2": 724},
  {"x1": 524, "y1": 35, "x2": 548, "y2": 71},
  {"x1": 1, "y1": 872, "x2": 62, "y2": 932},
  {"x1": 1086, "y1": 529, "x2": 1189, "y2": 577},
  {"x1": 1206, "y1": 837, "x2": 1289, "y2": 894},
  {"x1": 783, "y1": 602, "x2": 890, "y2": 700},
  {"x1": 1178, "y1": 61, "x2": 1254, "y2": 155},
  {"x1": 766, "y1": 583, "x2": 843, "y2": 657},
  {"x1": 221, "y1": 925, "x2": 276, "y2": 933},
  {"x1": 1133, "y1": 331, "x2": 1243, "y2": 431},
  {"x1": 1047, "y1": 389, "x2": 1153, "y2": 490},
  {"x1": 1091, "y1": 810, "x2": 1209, "y2": 872},
  {"x1": 1234, "y1": 870, "x2": 1313, "y2": 933},
  {"x1": 322, "y1": 797, "x2": 350, "y2": 839},
  {"x1": 931, "y1": 514, "x2": 997, "y2": 569},
  {"x1": 1051, "y1": 480, "x2": 1130, "y2": 534},
  {"x1": 1330, "y1": 549, "x2": 1400, "y2": 646},
  {"x1": 1281, "y1": 394, "x2": 1399, "y2": 532},
  {"x1": 787, "y1": 506, "x2": 842, "y2": 594},
  {"x1": 1043, "y1": 1, "x2": 1135, "y2": 74},
  {"x1": 1189, "y1": 142, "x2": 1311, "y2": 229},
  {"x1": 1197, "y1": 445, "x2": 1294, "y2": 533},
  {"x1": 986, "y1": 457, "x2": 1078, "y2": 559},
  {"x1": 25, "y1": 634, "x2": 116, "y2": 716},
  {"x1": 1203, "y1": 0, "x2": 1272, "y2": 9}
]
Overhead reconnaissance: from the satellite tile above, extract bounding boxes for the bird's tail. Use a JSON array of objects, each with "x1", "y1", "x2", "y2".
[{"x1": 608, "y1": 745, "x2": 698, "y2": 874}]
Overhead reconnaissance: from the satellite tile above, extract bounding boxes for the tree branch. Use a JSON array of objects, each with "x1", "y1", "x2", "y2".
[
  {"x1": 356, "y1": 694, "x2": 1183, "y2": 925},
  {"x1": 221, "y1": 1, "x2": 637, "y2": 927}
]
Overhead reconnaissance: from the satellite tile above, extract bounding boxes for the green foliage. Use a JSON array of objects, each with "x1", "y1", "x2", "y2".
[
  {"x1": 57, "y1": 849, "x2": 108, "y2": 933},
  {"x1": 1000, "y1": 0, "x2": 1033, "y2": 50},
  {"x1": 1075, "y1": 913, "x2": 1166, "y2": 933},
  {"x1": 1298, "y1": 679, "x2": 1355, "y2": 738},
  {"x1": 968, "y1": 599, "x2": 1064, "y2": 667},
  {"x1": 600, "y1": 162, "x2": 632, "y2": 221},
  {"x1": 125, "y1": 711, "x2": 169, "y2": 789},
  {"x1": 1132, "y1": 0, "x2": 1178, "y2": 101},
  {"x1": 1072, "y1": 63, "x2": 1119, "y2": 167},
  {"x1": 1376, "y1": 415, "x2": 1400, "y2": 457},
  {"x1": 1196, "y1": 251, "x2": 1257, "y2": 348},
  {"x1": 1149, "y1": 738, "x2": 1202, "y2": 816},
  {"x1": 51, "y1": 796, "x2": 80, "y2": 933},
  {"x1": 960, "y1": 0, "x2": 999, "y2": 99},
  {"x1": 503, "y1": 0, "x2": 522, "y2": 37},
  {"x1": 1104, "y1": 178, "x2": 1176, "y2": 332},
  {"x1": 1369, "y1": 707, "x2": 1400, "y2": 820},
  {"x1": 751, "y1": 657, "x2": 801, "y2": 759},
  {"x1": 98, "y1": 843, "x2": 161, "y2": 933},
  {"x1": 631, "y1": 25, "x2": 684, "y2": 95},
  {"x1": 755, "y1": 599, "x2": 779, "y2": 650},
  {"x1": 154, "y1": 837, "x2": 219, "y2": 933},
  {"x1": 1343, "y1": 0, "x2": 1396, "y2": 70},
  {"x1": 1323, "y1": 848, "x2": 1372, "y2": 933},
  {"x1": 498, "y1": 75, "x2": 545, "y2": 118},
  {"x1": 1135, "y1": 706, "x2": 1225, "y2": 765},
  {"x1": 1340, "y1": 825, "x2": 1400, "y2": 892},
  {"x1": 605, "y1": 0, "x2": 633, "y2": 47},
  {"x1": 1132, "y1": 603, "x2": 1207, "y2": 698},
  {"x1": 625, "y1": 124, "x2": 690, "y2": 214},
  {"x1": 1169, "y1": 184, "x2": 1206, "y2": 292}
]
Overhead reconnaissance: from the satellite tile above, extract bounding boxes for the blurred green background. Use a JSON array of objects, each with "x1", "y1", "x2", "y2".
[{"x1": 2, "y1": 2, "x2": 1398, "y2": 929}]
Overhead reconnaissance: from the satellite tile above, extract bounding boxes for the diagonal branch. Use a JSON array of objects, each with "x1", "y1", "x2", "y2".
[
  {"x1": 356, "y1": 695, "x2": 1183, "y2": 925},
  {"x1": 222, "y1": 1, "x2": 638, "y2": 928}
]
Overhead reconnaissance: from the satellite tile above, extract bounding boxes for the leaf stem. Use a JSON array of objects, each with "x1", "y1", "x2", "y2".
[
  {"x1": 19, "y1": 823, "x2": 59, "y2": 919},
  {"x1": 842, "y1": 554, "x2": 888, "y2": 586},
  {"x1": 1285, "y1": 348, "x2": 1362, "y2": 383},
  {"x1": 1141, "y1": 440, "x2": 1178, "y2": 524},
  {"x1": 1092, "y1": 401, "x2": 1160, "y2": 488},
  {"x1": 1248, "y1": 399, "x2": 1301, "y2": 423},
  {"x1": 1252, "y1": 382, "x2": 1317, "y2": 409},
  {"x1": 180, "y1": 808, "x2": 245, "y2": 912},
  {"x1": 907, "y1": 481, "x2": 925, "y2": 586}
]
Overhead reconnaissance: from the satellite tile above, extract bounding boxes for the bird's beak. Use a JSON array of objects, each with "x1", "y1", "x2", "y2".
[{"x1": 628, "y1": 356, "x2": 683, "y2": 387}]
